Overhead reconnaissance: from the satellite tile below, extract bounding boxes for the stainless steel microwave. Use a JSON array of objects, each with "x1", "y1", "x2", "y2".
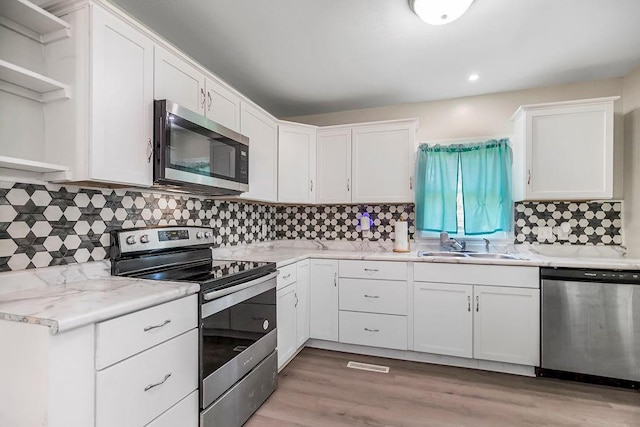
[{"x1": 153, "y1": 100, "x2": 249, "y2": 196}]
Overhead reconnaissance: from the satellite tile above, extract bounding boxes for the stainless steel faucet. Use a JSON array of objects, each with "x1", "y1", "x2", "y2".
[
  {"x1": 440, "y1": 231, "x2": 466, "y2": 252},
  {"x1": 483, "y1": 238, "x2": 491, "y2": 253}
]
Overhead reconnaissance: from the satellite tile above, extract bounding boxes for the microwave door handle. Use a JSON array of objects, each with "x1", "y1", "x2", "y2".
[{"x1": 202, "y1": 271, "x2": 278, "y2": 301}]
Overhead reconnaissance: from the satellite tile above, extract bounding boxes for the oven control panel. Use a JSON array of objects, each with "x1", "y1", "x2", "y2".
[{"x1": 116, "y1": 226, "x2": 216, "y2": 254}]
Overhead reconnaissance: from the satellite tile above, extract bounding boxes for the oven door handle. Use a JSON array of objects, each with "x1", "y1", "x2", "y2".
[{"x1": 202, "y1": 271, "x2": 278, "y2": 301}]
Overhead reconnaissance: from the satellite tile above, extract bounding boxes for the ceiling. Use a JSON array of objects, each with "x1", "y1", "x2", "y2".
[{"x1": 110, "y1": 0, "x2": 640, "y2": 118}]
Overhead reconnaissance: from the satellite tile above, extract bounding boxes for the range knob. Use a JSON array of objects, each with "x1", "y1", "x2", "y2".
[
  {"x1": 126, "y1": 235, "x2": 136, "y2": 245},
  {"x1": 204, "y1": 231, "x2": 212, "y2": 238},
  {"x1": 140, "y1": 234, "x2": 150, "y2": 244},
  {"x1": 196, "y1": 232, "x2": 204, "y2": 239}
]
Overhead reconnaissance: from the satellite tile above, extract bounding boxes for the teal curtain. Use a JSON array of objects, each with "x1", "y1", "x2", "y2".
[
  {"x1": 459, "y1": 139, "x2": 512, "y2": 235},
  {"x1": 415, "y1": 139, "x2": 512, "y2": 235},
  {"x1": 415, "y1": 145, "x2": 459, "y2": 233}
]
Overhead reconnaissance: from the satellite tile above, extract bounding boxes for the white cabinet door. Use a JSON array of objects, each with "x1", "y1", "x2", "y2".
[
  {"x1": 512, "y1": 97, "x2": 616, "y2": 201},
  {"x1": 154, "y1": 45, "x2": 205, "y2": 115},
  {"x1": 473, "y1": 285, "x2": 540, "y2": 366},
  {"x1": 240, "y1": 102, "x2": 278, "y2": 202},
  {"x1": 309, "y1": 259, "x2": 339, "y2": 341},
  {"x1": 316, "y1": 128, "x2": 351, "y2": 203},
  {"x1": 414, "y1": 282, "x2": 473, "y2": 358},
  {"x1": 205, "y1": 76, "x2": 240, "y2": 132},
  {"x1": 278, "y1": 122, "x2": 317, "y2": 204},
  {"x1": 296, "y1": 260, "x2": 310, "y2": 348},
  {"x1": 90, "y1": 6, "x2": 154, "y2": 186},
  {"x1": 276, "y1": 284, "x2": 297, "y2": 370},
  {"x1": 351, "y1": 121, "x2": 416, "y2": 203}
]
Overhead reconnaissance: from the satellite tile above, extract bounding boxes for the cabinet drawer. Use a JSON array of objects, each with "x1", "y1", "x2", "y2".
[
  {"x1": 414, "y1": 263, "x2": 539, "y2": 288},
  {"x1": 339, "y1": 311, "x2": 407, "y2": 350},
  {"x1": 339, "y1": 260, "x2": 408, "y2": 281},
  {"x1": 339, "y1": 278, "x2": 407, "y2": 315},
  {"x1": 277, "y1": 263, "x2": 297, "y2": 289},
  {"x1": 147, "y1": 391, "x2": 198, "y2": 427},
  {"x1": 96, "y1": 295, "x2": 197, "y2": 370},
  {"x1": 96, "y1": 329, "x2": 198, "y2": 427}
]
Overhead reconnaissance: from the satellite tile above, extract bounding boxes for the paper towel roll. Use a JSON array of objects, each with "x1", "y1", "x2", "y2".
[{"x1": 394, "y1": 221, "x2": 409, "y2": 251}]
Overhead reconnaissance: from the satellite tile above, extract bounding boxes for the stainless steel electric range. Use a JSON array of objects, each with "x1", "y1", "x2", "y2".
[{"x1": 110, "y1": 226, "x2": 278, "y2": 427}]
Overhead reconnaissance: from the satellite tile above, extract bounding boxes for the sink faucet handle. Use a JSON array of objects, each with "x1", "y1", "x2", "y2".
[
  {"x1": 483, "y1": 238, "x2": 490, "y2": 252},
  {"x1": 439, "y1": 231, "x2": 449, "y2": 243}
]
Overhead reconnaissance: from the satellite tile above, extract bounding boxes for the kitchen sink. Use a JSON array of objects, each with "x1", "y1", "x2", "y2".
[
  {"x1": 466, "y1": 253, "x2": 521, "y2": 260},
  {"x1": 417, "y1": 251, "x2": 469, "y2": 258}
]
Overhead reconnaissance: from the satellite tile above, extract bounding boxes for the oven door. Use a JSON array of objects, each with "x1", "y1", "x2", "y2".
[
  {"x1": 200, "y1": 271, "x2": 277, "y2": 409},
  {"x1": 154, "y1": 100, "x2": 249, "y2": 195}
]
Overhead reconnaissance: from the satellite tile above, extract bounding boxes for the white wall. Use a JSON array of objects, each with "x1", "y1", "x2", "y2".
[{"x1": 623, "y1": 65, "x2": 640, "y2": 255}]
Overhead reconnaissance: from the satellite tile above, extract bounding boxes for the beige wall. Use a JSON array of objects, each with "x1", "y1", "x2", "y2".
[{"x1": 623, "y1": 65, "x2": 640, "y2": 255}]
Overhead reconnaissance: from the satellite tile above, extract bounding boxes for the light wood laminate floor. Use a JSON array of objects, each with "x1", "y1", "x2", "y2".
[{"x1": 246, "y1": 348, "x2": 640, "y2": 427}]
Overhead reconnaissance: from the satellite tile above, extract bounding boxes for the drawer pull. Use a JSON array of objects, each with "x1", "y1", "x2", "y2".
[
  {"x1": 143, "y1": 319, "x2": 171, "y2": 332},
  {"x1": 144, "y1": 372, "x2": 171, "y2": 392},
  {"x1": 363, "y1": 268, "x2": 379, "y2": 272},
  {"x1": 364, "y1": 328, "x2": 379, "y2": 333},
  {"x1": 364, "y1": 294, "x2": 380, "y2": 299},
  {"x1": 282, "y1": 273, "x2": 291, "y2": 279}
]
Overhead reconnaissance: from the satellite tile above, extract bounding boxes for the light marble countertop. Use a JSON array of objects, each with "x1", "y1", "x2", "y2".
[
  {"x1": 0, "y1": 261, "x2": 199, "y2": 335},
  {"x1": 210, "y1": 240, "x2": 640, "y2": 270}
]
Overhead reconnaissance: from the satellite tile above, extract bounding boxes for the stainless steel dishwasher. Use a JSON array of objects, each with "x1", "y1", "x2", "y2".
[{"x1": 540, "y1": 268, "x2": 640, "y2": 384}]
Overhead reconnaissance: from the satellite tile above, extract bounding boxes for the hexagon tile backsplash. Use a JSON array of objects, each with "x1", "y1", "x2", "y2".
[{"x1": 0, "y1": 180, "x2": 624, "y2": 272}]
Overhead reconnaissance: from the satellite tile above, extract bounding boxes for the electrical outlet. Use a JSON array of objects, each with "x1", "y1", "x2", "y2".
[
  {"x1": 537, "y1": 226, "x2": 553, "y2": 241},
  {"x1": 556, "y1": 222, "x2": 571, "y2": 240},
  {"x1": 262, "y1": 223, "x2": 268, "y2": 237}
]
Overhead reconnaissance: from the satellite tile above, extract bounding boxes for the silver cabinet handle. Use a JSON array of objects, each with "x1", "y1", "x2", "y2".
[
  {"x1": 476, "y1": 296, "x2": 479, "y2": 312},
  {"x1": 207, "y1": 92, "x2": 212, "y2": 110},
  {"x1": 527, "y1": 169, "x2": 531, "y2": 185},
  {"x1": 144, "y1": 373, "x2": 171, "y2": 392},
  {"x1": 364, "y1": 328, "x2": 379, "y2": 333},
  {"x1": 334, "y1": 272, "x2": 337, "y2": 287},
  {"x1": 147, "y1": 138, "x2": 153, "y2": 163},
  {"x1": 295, "y1": 292, "x2": 298, "y2": 308},
  {"x1": 347, "y1": 178, "x2": 350, "y2": 192},
  {"x1": 410, "y1": 176, "x2": 413, "y2": 190},
  {"x1": 364, "y1": 268, "x2": 379, "y2": 272},
  {"x1": 467, "y1": 295, "x2": 471, "y2": 312},
  {"x1": 143, "y1": 319, "x2": 171, "y2": 332},
  {"x1": 200, "y1": 88, "x2": 206, "y2": 108},
  {"x1": 364, "y1": 294, "x2": 379, "y2": 299},
  {"x1": 282, "y1": 273, "x2": 291, "y2": 279},
  {"x1": 310, "y1": 180, "x2": 313, "y2": 192}
]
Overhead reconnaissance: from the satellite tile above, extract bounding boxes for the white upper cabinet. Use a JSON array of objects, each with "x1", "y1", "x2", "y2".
[
  {"x1": 511, "y1": 97, "x2": 618, "y2": 201},
  {"x1": 316, "y1": 128, "x2": 351, "y2": 204},
  {"x1": 90, "y1": 6, "x2": 154, "y2": 186},
  {"x1": 351, "y1": 120, "x2": 417, "y2": 203},
  {"x1": 154, "y1": 45, "x2": 205, "y2": 115},
  {"x1": 240, "y1": 101, "x2": 278, "y2": 202},
  {"x1": 153, "y1": 46, "x2": 240, "y2": 132},
  {"x1": 278, "y1": 121, "x2": 317, "y2": 204},
  {"x1": 204, "y1": 76, "x2": 240, "y2": 132}
]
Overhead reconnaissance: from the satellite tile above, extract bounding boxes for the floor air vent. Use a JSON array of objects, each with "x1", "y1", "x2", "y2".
[{"x1": 346, "y1": 361, "x2": 390, "y2": 373}]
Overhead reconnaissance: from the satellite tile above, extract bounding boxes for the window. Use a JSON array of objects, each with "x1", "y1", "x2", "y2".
[{"x1": 414, "y1": 138, "x2": 513, "y2": 240}]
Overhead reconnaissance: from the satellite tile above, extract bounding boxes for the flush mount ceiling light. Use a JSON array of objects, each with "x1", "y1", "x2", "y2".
[{"x1": 410, "y1": 0, "x2": 474, "y2": 25}]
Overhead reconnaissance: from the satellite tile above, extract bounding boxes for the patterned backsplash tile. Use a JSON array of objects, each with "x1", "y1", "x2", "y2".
[
  {"x1": 514, "y1": 201, "x2": 622, "y2": 245},
  {"x1": 0, "y1": 179, "x2": 625, "y2": 272}
]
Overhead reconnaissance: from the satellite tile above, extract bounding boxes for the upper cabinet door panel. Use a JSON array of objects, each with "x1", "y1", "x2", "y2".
[
  {"x1": 351, "y1": 122, "x2": 416, "y2": 203},
  {"x1": 154, "y1": 45, "x2": 205, "y2": 115},
  {"x1": 278, "y1": 123, "x2": 316, "y2": 204},
  {"x1": 90, "y1": 6, "x2": 154, "y2": 187},
  {"x1": 240, "y1": 102, "x2": 278, "y2": 202},
  {"x1": 205, "y1": 76, "x2": 240, "y2": 132},
  {"x1": 316, "y1": 128, "x2": 351, "y2": 204}
]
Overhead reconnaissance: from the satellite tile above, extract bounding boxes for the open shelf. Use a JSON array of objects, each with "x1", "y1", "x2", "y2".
[
  {"x1": 0, "y1": 0, "x2": 70, "y2": 43},
  {"x1": 0, "y1": 58, "x2": 70, "y2": 102}
]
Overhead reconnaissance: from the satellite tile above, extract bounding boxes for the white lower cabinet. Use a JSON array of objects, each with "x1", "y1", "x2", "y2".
[
  {"x1": 309, "y1": 259, "x2": 339, "y2": 341},
  {"x1": 276, "y1": 260, "x2": 312, "y2": 370},
  {"x1": 413, "y1": 282, "x2": 473, "y2": 358},
  {"x1": 276, "y1": 283, "x2": 297, "y2": 369},
  {"x1": 339, "y1": 311, "x2": 407, "y2": 351},
  {"x1": 146, "y1": 391, "x2": 199, "y2": 427},
  {"x1": 473, "y1": 285, "x2": 540, "y2": 366},
  {"x1": 413, "y1": 264, "x2": 540, "y2": 366}
]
